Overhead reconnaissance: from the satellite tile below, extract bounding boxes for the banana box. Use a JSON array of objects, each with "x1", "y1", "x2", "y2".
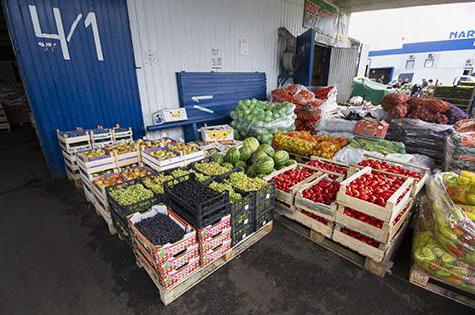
[
  {"x1": 200, "y1": 125, "x2": 234, "y2": 143},
  {"x1": 153, "y1": 108, "x2": 188, "y2": 124}
]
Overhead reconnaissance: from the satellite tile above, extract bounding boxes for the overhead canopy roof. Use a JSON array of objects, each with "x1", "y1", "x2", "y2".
[{"x1": 335, "y1": 0, "x2": 473, "y2": 12}]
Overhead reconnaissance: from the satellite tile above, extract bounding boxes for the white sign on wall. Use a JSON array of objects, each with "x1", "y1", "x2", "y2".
[
  {"x1": 211, "y1": 48, "x2": 222, "y2": 70},
  {"x1": 239, "y1": 38, "x2": 249, "y2": 56}
]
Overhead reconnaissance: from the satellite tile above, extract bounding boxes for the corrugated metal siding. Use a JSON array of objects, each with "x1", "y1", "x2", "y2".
[
  {"x1": 3, "y1": 0, "x2": 143, "y2": 176},
  {"x1": 127, "y1": 0, "x2": 307, "y2": 139},
  {"x1": 328, "y1": 47, "x2": 359, "y2": 103}
]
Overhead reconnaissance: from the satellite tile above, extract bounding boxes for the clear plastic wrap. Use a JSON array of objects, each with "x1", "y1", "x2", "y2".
[
  {"x1": 317, "y1": 118, "x2": 357, "y2": 133},
  {"x1": 230, "y1": 99, "x2": 296, "y2": 144},
  {"x1": 445, "y1": 119, "x2": 475, "y2": 172},
  {"x1": 333, "y1": 146, "x2": 384, "y2": 164},
  {"x1": 412, "y1": 172, "x2": 475, "y2": 294}
]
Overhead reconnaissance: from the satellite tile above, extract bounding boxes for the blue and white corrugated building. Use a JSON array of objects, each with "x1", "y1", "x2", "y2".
[{"x1": 368, "y1": 31, "x2": 475, "y2": 85}]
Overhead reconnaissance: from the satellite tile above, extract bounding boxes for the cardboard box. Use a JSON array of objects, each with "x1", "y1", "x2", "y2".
[
  {"x1": 200, "y1": 125, "x2": 234, "y2": 143},
  {"x1": 153, "y1": 108, "x2": 188, "y2": 124},
  {"x1": 354, "y1": 119, "x2": 389, "y2": 138}
]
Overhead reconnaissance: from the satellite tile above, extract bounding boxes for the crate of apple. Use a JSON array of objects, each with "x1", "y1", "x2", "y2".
[
  {"x1": 94, "y1": 173, "x2": 125, "y2": 189},
  {"x1": 337, "y1": 166, "x2": 414, "y2": 222},
  {"x1": 121, "y1": 166, "x2": 154, "y2": 180},
  {"x1": 272, "y1": 164, "x2": 320, "y2": 205}
]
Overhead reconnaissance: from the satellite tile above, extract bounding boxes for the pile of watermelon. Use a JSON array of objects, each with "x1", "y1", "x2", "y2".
[{"x1": 211, "y1": 137, "x2": 296, "y2": 178}]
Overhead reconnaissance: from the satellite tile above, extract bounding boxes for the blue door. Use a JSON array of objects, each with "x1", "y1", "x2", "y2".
[
  {"x1": 294, "y1": 28, "x2": 315, "y2": 86},
  {"x1": 2, "y1": 0, "x2": 143, "y2": 176}
]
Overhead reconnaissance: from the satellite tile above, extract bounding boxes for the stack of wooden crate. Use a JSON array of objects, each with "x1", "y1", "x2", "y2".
[
  {"x1": 57, "y1": 129, "x2": 92, "y2": 187},
  {"x1": 0, "y1": 105, "x2": 10, "y2": 132}
]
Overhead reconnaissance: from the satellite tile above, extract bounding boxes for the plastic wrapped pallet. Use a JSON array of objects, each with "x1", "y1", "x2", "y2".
[
  {"x1": 445, "y1": 119, "x2": 475, "y2": 172},
  {"x1": 412, "y1": 172, "x2": 475, "y2": 294},
  {"x1": 387, "y1": 118, "x2": 453, "y2": 166}
]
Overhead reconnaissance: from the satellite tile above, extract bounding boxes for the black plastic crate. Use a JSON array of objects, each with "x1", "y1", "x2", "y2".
[
  {"x1": 106, "y1": 179, "x2": 159, "y2": 217},
  {"x1": 256, "y1": 206, "x2": 274, "y2": 229},
  {"x1": 232, "y1": 221, "x2": 256, "y2": 246},
  {"x1": 163, "y1": 173, "x2": 230, "y2": 228},
  {"x1": 110, "y1": 208, "x2": 133, "y2": 247},
  {"x1": 255, "y1": 182, "x2": 275, "y2": 217}
]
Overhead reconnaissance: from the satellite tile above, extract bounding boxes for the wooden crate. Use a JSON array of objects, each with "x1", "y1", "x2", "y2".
[
  {"x1": 136, "y1": 221, "x2": 273, "y2": 305},
  {"x1": 265, "y1": 163, "x2": 322, "y2": 210},
  {"x1": 57, "y1": 129, "x2": 91, "y2": 153},
  {"x1": 288, "y1": 152, "x2": 312, "y2": 163},
  {"x1": 308, "y1": 156, "x2": 350, "y2": 176},
  {"x1": 89, "y1": 127, "x2": 113, "y2": 148},
  {"x1": 114, "y1": 150, "x2": 141, "y2": 168},
  {"x1": 349, "y1": 155, "x2": 430, "y2": 196},
  {"x1": 284, "y1": 208, "x2": 334, "y2": 238},
  {"x1": 87, "y1": 187, "x2": 116, "y2": 235},
  {"x1": 332, "y1": 218, "x2": 409, "y2": 263},
  {"x1": 294, "y1": 173, "x2": 339, "y2": 219},
  {"x1": 275, "y1": 214, "x2": 406, "y2": 277},
  {"x1": 335, "y1": 201, "x2": 413, "y2": 244},
  {"x1": 409, "y1": 265, "x2": 475, "y2": 309},
  {"x1": 141, "y1": 148, "x2": 205, "y2": 172},
  {"x1": 336, "y1": 166, "x2": 414, "y2": 222},
  {"x1": 112, "y1": 126, "x2": 133, "y2": 142},
  {"x1": 0, "y1": 121, "x2": 11, "y2": 132}
]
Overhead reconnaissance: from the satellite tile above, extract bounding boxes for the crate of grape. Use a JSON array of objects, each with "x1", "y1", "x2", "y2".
[
  {"x1": 294, "y1": 173, "x2": 339, "y2": 219},
  {"x1": 129, "y1": 206, "x2": 199, "y2": 279},
  {"x1": 353, "y1": 156, "x2": 429, "y2": 196},
  {"x1": 141, "y1": 174, "x2": 175, "y2": 199},
  {"x1": 336, "y1": 167, "x2": 414, "y2": 222},
  {"x1": 192, "y1": 160, "x2": 235, "y2": 177},
  {"x1": 163, "y1": 173, "x2": 230, "y2": 229},
  {"x1": 269, "y1": 163, "x2": 321, "y2": 211},
  {"x1": 305, "y1": 157, "x2": 349, "y2": 181},
  {"x1": 106, "y1": 180, "x2": 159, "y2": 217},
  {"x1": 335, "y1": 201, "x2": 413, "y2": 244},
  {"x1": 57, "y1": 128, "x2": 91, "y2": 153},
  {"x1": 76, "y1": 148, "x2": 116, "y2": 174},
  {"x1": 92, "y1": 173, "x2": 126, "y2": 206}
]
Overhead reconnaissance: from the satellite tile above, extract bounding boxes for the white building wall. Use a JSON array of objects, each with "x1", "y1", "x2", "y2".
[{"x1": 369, "y1": 50, "x2": 475, "y2": 85}]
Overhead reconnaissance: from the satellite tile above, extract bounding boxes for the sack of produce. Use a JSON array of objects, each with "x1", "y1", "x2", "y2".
[
  {"x1": 446, "y1": 104, "x2": 469, "y2": 125},
  {"x1": 412, "y1": 171, "x2": 475, "y2": 294},
  {"x1": 317, "y1": 118, "x2": 357, "y2": 133},
  {"x1": 230, "y1": 99, "x2": 296, "y2": 144},
  {"x1": 407, "y1": 97, "x2": 450, "y2": 124},
  {"x1": 445, "y1": 119, "x2": 475, "y2": 172},
  {"x1": 349, "y1": 137, "x2": 406, "y2": 155}
]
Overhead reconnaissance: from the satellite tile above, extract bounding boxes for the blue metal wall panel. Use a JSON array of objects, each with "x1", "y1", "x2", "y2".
[
  {"x1": 176, "y1": 72, "x2": 267, "y2": 116},
  {"x1": 2, "y1": 0, "x2": 143, "y2": 177}
]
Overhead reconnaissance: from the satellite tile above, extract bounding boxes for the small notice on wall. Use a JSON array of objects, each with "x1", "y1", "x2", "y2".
[
  {"x1": 239, "y1": 38, "x2": 249, "y2": 56},
  {"x1": 211, "y1": 48, "x2": 222, "y2": 70}
]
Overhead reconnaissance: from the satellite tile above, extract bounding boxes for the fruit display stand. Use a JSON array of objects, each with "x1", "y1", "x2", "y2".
[
  {"x1": 349, "y1": 155, "x2": 430, "y2": 196},
  {"x1": 136, "y1": 221, "x2": 273, "y2": 305},
  {"x1": 409, "y1": 265, "x2": 475, "y2": 309}
]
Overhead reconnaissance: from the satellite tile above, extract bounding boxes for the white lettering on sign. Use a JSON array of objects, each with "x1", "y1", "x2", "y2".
[{"x1": 29, "y1": 5, "x2": 104, "y2": 61}]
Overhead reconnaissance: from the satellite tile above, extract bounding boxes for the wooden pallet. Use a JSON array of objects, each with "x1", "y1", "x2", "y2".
[
  {"x1": 274, "y1": 213, "x2": 407, "y2": 277},
  {"x1": 409, "y1": 265, "x2": 475, "y2": 309},
  {"x1": 137, "y1": 222, "x2": 273, "y2": 305}
]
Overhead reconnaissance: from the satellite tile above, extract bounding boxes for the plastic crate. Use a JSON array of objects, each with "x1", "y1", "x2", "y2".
[
  {"x1": 106, "y1": 179, "x2": 159, "y2": 217},
  {"x1": 163, "y1": 173, "x2": 230, "y2": 228},
  {"x1": 110, "y1": 208, "x2": 133, "y2": 247},
  {"x1": 256, "y1": 207, "x2": 274, "y2": 229},
  {"x1": 232, "y1": 221, "x2": 256, "y2": 246},
  {"x1": 254, "y1": 182, "x2": 275, "y2": 217}
]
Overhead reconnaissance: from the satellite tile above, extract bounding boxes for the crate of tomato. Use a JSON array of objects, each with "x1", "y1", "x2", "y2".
[
  {"x1": 305, "y1": 157, "x2": 349, "y2": 181},
  {"x1": 352, "y1": 156, "x2": 429, "y2": 196},
  {"x1": 267, "y1": 163, "x2": 321, "y2": 211},
  {"x1": 336, "y1": 166, "x2": 414, "y2": 223}
]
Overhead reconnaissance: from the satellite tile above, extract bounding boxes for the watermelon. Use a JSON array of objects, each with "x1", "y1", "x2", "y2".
[
  {"x1": 235, "y1": 160, "x2": 247, "y2": 170},
  {"x1": 211, "y1": 153, "x2": 224, "y2": 164},
  {"x1": 246, "y1": 165, "x2": 257, "y2": 178},
  {"x1": 284, "y1": 159, "x2": 297, "y2": 166},
  {"x1": 256, "y1": 157, "x2": 274, "y2": 175},
  {"x1": 239, "y1": 145, "x2": 252, "y2": 161},
  {"x1": 224, "y1": 147, "x2": 240, "y2": 164},
  {"x1": 258, "y1": 144, "x2": 275, "y2": 157},
  {"x1": 243, "y1": 137, "x2": 259, "y2": 153},
  {"x1": 251, "y1": 150, "x2": 269, "y2": 164},
  {"x1": 222, "y1": 162, "x2": 234, "y2": 170},
  {"x1": 273, "y1": 150, "x2": 289, "y2": 165}
]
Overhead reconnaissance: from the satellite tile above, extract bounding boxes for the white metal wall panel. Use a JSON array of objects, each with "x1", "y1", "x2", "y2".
[
  {"x1": 328, "y1": 47, "x2": 359, "y2": 103},
  {"x1": 127, "y1": 0, "x2": 310, "y2": 137}
]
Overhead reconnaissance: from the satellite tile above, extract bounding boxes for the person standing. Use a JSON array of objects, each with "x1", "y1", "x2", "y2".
[{"x1": 421, "y1": 78, "x2": 428, "y2": 89}]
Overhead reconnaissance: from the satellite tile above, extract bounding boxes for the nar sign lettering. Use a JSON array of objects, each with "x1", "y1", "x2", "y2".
[{"x1": 449, "y1": 30, "x2": 475, "y2": 40}]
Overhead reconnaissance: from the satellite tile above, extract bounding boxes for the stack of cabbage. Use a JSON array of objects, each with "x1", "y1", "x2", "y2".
[{"x1": 230, "y1": 99, "x2": 296, "y2": 144}]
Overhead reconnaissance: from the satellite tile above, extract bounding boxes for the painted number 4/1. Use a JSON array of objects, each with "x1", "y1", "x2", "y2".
[{"x1": 29, "y1": 5, "x2": 104, "y2": 61}]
